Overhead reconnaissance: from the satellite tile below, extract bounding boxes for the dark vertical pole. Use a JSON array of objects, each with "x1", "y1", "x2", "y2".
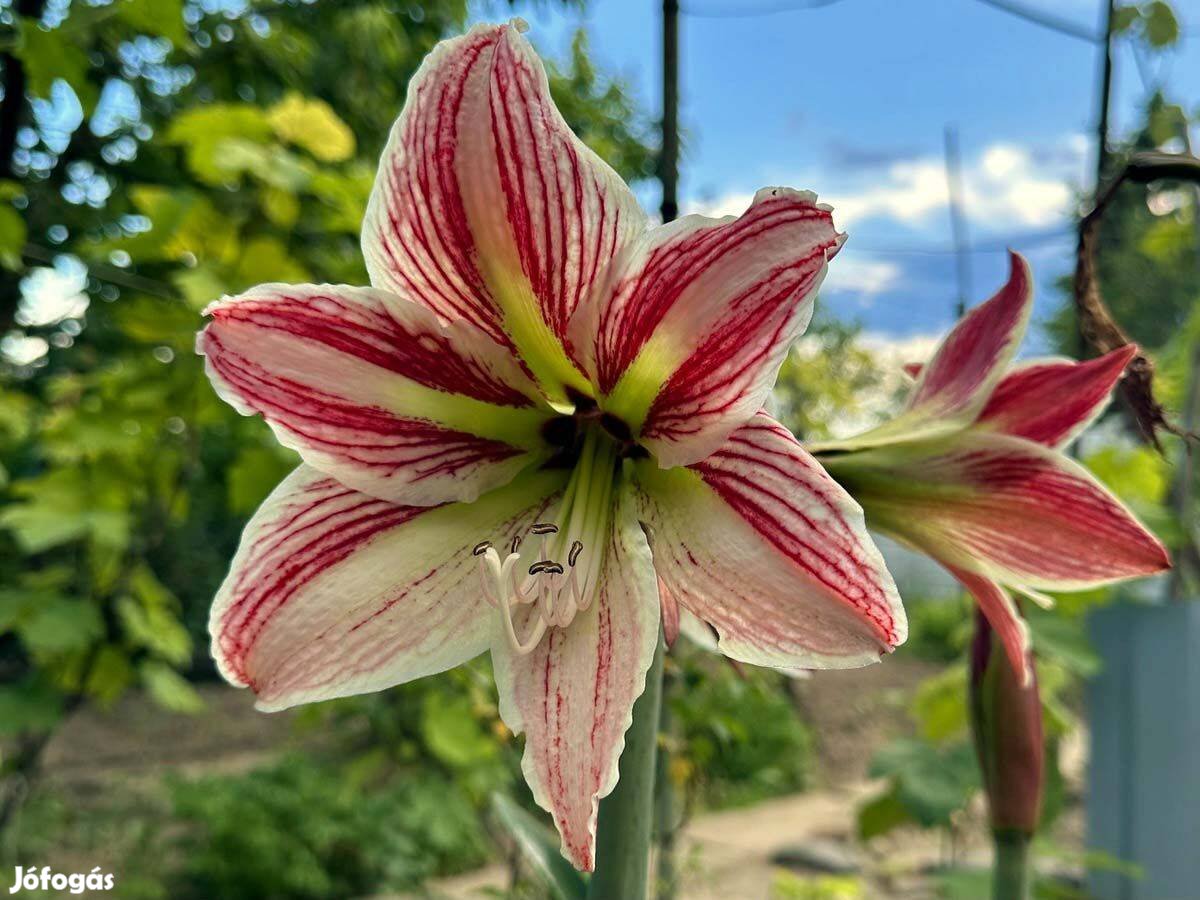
[
  {"x1": 1077, "y1": 0, "x2": 1116, "y2": 363},
  {"x1": 943, "y1": 125, "x2": 972, "y2": 318},
  {"x1": 0, "y1": 0, "x2": 45, "y2": 332},
  {"x1": 1095, "y1": 0, "x2": 1116, "y2": 188},
  {"x1": 653, "y1": 6, "x2": 681, "y2": 897},
  {"x1": 660, "y1": 0, "x2": 679, "y2": 223}
]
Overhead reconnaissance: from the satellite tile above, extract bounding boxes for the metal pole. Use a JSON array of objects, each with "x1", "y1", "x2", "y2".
[
  {"x1": 943, "y1": 125, "x2": 972, "y2": 317},
  {"x1": 660, "y1": 0, "x2": 679, "y2": 224}
]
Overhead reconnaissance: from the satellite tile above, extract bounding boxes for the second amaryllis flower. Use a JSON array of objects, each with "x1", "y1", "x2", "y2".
[
  {"x1": 813, "y1": 252, "x2": 1170, "y2": 685},
  {"x1": 196, "y1": 21, "x2": 906, "y2": 871}
]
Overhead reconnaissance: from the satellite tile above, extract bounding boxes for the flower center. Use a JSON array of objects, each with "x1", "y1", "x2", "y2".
[{"x1": 473, "y1": 428, "x2": 619, "y2": 655}]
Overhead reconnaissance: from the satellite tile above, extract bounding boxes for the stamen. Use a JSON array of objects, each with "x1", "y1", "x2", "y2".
[
  {"x1": 474, "y1": 533, "x2": 593, "y2": 655},
  {"x1": 472, "y1": 429, "x2": 617, "y2": 655}
]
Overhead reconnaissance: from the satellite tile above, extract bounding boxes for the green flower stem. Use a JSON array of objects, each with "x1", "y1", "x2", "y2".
[
  {"x1": 992, "y1": 830, "x2": 1033, "y2": 900},
  {"x1": 587, "y1": 629, "x2": 665, "y2": 900},
  {"x1": 653, "y1": 663, "x2": 681, "y2": 900}
]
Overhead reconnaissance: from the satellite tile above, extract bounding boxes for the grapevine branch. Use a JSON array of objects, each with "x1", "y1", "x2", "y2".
[{"x1": 1074, "y1": 151, "x2": 1200, "y2": 450}]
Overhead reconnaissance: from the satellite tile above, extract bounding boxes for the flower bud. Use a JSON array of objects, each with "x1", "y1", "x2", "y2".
[{"x1": 969, "y1": 607, "x2": 1044, "y2": 835}]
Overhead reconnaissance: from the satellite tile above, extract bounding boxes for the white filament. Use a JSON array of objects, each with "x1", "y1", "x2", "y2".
[{"x1": 476, "y1": 539, "x2": 588, "y2": 656}]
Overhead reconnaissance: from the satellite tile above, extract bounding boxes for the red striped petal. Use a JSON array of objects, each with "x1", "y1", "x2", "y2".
[
  {"x1": 210, "y1": 465, "x2": 565, "y2": 712},
  {"x1": 977, "y1": 345, "x2": 1137, "y2": 448},
  {"x1": 947, "y1": 565, "x2": 1031, "y2": 687},
  {"x1": 635, "y1": 412, "x2": 905, "y2": 669},
  {"x1": 905, "y1": 251, "x2": 1032, "y2": 423},
  {"x1": 199, "y1": 283, "x2": 551, "y2": 506},
  {"x1": 572, "y1": 188, "x2": 842, "y2": 467},
  {"x1": 493, "y1": 487, "x2": 660, "y2": 871},
  {"x1": 815, "y1": 252, "x2": 1033, "y2": 453},
  {"x1": 830, "y1": 432, "x2": 1170, "y2": 591},
  {"x1": 362, "y1": 22, "x2": 644, "y2": 398}
]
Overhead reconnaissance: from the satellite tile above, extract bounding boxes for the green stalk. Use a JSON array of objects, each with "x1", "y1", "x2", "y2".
[
  {"x1": 992, "y1": 831, "x2": 1033, "y2": 900},
  {"x1": 653, "y1": 664, "x2": 680, "y2": 900},
  {"x1": 587, "y1": 629, "x2": 665, "y2": 900}
]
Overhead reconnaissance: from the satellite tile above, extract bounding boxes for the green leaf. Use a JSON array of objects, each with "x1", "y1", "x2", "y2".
[
  {"x1": 492, "y1": 793, "x2": 587, "y2": 900},
  {"x1": 213, "y1": 139, "x2": 314, "y2": 191},
  {"x1": 17, "y1": 25, "x2": 98, "y2": 111},
  {"x1": 0, "y1": 205, "x2": 26, "y2": 270},
  {"x1": 856, "y1": 785, "x2": 912, "y2": 841},
  {"x1": 870, "y1": 739, "x2": 979, "y2": 829},
  {"x1": 0, "y1": 469, "x2": 130, "y2": 554},
  {"x1": 909, "y1": 665, "x2": 968, "y2": 743},
  {"x1": 421, "y1": 693, "x2": 498, "y2": 769},
  {"x1": 118, "y1": 0, "x2": 188, "y2": 46},
  {"x1": 117, "y1": 565, "x2": 193, "y2": 665},
  {"x1": 0, "y1": 678, "x2": 64, "y2": 736},
  {"x1": 268, "y1": 92, "x2": 356, "y2": 162},
  {"x1": 172, "y1": 265, "x2": 228, "y2": 311},
  {"x1": 260, "y1": 186, "x2": 301, "y2": 228},
  {"x1": 1142, "y1": 1, "x2": 1179, "y2": 47},
  {"x1": 1024, "y1": 607, "x2": 1101, "y2": 677},
  {"x1": 227, "y1": 444, "x2": 294, "y2": 514},
  {"x1": 85, "y1": 645, "x2": 136, "y2": 705},
  {"x1": 230, "y1": 236, "x2": 311, "y2": 289},
  {"x1": 19, "y1": 597, "x2": 104, "y2": 655},
  {"x1": 166, "y1": 106, "x2": 274, "y2": 184},
  {"x1": 141, "y1": 659, "x2": 204, "y2": 713}
]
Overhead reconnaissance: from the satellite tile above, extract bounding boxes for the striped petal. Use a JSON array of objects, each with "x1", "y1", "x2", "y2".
[
  {"x1": 492, "y1": 484, "x2": 660, "y2": 871},
  {"x1": 947, "y1": 564, "x2": 1031, "y2": 687},
  {"x1": 819, "y1": 252, "x2": 1032, "y2": 451},
  {"x1": 976, "y1": 345, "x2": 1137, "y2": 448},
  {"x1": 199, "y1": 283, "x2": 551, "y2": 506},
  {"x1": 362, "y1": 22, "x2": 645, "y2": 402},
  {"x1": 634, "y1": 412, "x2": 905, "y2": 669},
  {"x1": 572, "y1": 188, "x2": 842, "y2": 468},
  {"x1": 210, "y1": 465, "x2": 564, "y2": 712},
  {"x1": 824, "y1": 431, "x2": 1170, "y2": 591}
]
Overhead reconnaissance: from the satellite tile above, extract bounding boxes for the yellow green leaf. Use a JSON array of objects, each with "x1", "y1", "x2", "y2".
[{"x1": 268, "y1": 92, "x2": 356, "y2": 162}]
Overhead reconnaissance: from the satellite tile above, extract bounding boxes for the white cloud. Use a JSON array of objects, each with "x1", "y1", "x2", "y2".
[
  {"x1": 685, "y1": 135, "x2": 1087, "y2": 235},
  {"x1": 823, "y1": 255, "x2": 902, "y2": 299},
  {"x1": 856, "y1": 330, "x2": 943, "y2": 369}
]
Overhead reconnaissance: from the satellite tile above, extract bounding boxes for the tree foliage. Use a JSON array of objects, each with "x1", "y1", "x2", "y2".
[{"x1": 0, "y1": 0, "x2": 655, "y2": 790}]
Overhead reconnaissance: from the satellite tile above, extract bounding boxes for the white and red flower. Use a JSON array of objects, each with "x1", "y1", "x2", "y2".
[
  {"x1": 814, "y1": 252, "x2": 1170, "y2": 687},
  {"x1": 197, "y1": 21, "x2": 905, "y2": 870}
]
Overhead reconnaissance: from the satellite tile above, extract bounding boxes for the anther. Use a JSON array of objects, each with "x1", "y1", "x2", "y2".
[
  {"x1": 568, "y1": 541, "x2": 583, "y2": 567},
  {"x1": 529, "y1": 560, "x2": 564, "y2": 576},
  {"x1": 472, "y1": 541, "x2": 492, "y2": 557},
  {"x1": 531, "y1": 523, "x2": 559, "y2": 535},
  {"x1": 511, "y1": 535, "x2": 522, "y2": 554}
]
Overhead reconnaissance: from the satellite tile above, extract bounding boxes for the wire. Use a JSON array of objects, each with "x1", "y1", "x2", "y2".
[
  {"x1": 848, "y1": 226, "x2": 1075, "y2": 257},
  {"x1": 971, "y1": 0, "x2": 1101, "y2": 43},
  {"x1": 681, "y1": 0, "x2": 849, "y2": 19}
]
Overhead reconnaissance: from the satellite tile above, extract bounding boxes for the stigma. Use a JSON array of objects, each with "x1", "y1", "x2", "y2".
[{"x1": 473, "y1": 522, "x2": 593, "y2": 655}]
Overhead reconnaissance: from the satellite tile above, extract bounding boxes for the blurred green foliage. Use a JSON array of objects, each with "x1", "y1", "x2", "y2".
[
  {"x1": 162, "y1": 756, "x2": 488, "y2": 900},
  {"x1": 0, "y1": 0, "x2": 656, "y2": 882},
  {"x1": 669, "y1": 647, "x2": 814, "y2": 811}
]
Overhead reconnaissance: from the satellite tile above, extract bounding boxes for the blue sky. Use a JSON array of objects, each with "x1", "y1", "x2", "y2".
[{"x1": 474, "y1": 0, "x2": 1199, "y2": 353}]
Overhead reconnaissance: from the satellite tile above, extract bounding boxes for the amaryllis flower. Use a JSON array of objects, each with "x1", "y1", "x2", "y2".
[
  {"x1": 813, "y1": 252, "x2": 1170, "y2": 686},
  {"x1": 197, "y1": 21, "x2": 905, "y2": 870}
]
